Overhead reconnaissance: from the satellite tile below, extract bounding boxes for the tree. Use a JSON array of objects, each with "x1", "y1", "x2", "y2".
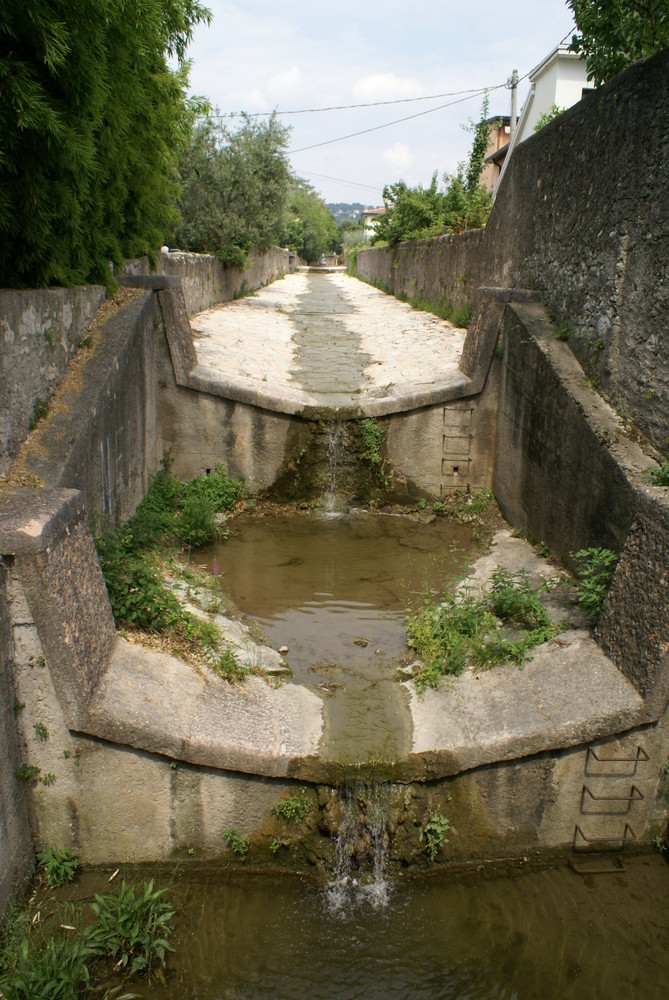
[
  {"x1": 0, "y1": 0, "x2": 210, "y2": 287},
  {"x1": 568, "y1": 0, "x2": 669, "y2": 86},
  {"x1": 282, "y1": 180, "x2": 338, "y2": 263},
  {"x1": 173, "y1": 113, "x2": 291, "y2": 268},
  {"x1": 371, "y1": 96, "x2": 496, "y2": 247}
]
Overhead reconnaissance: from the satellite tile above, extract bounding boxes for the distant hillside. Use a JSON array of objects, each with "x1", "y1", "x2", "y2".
[{"x1": 327, "y1": 202, "x2": 365, "y2": 223}]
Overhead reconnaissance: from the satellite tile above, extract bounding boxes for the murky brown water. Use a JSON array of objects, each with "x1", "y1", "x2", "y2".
[
  {"x1": 66, "y1": 855, "x2": 669, "y2": 999},
  {"x1": 192, "y1": 511, "x2": 477, "y2": 762}
]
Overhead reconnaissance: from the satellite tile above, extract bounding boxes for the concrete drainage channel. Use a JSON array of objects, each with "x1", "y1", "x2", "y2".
[{"x1": 0, "y1": 259, "x2": 668, "y2": 877}]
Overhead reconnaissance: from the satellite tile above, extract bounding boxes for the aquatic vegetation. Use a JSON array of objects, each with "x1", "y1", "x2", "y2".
[{"x1": 88, "y1": 879, "x2": 175, "y2": 976}]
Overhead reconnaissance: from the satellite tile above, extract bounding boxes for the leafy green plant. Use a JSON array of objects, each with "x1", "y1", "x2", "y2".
[
  {"x1": 33, "y1": 722, "x2": 49, "y2": 742},
  {"x1": 433, "y1": 501, "x2": 446, "y2": 513},
  {"x1": 644, "y1": 463, "x2": 669, "y2": 487},
  {"x1": 223, "y1": 828, "x2": 250, "y2": 861},
  {"x1": 420, "y1": 806, "x2": 450, "y2": 861},
  {"x1": 0, "y1": 930, "x2": 92, "y2": 1000},
  {"x1": 212, "y1": 647, "x2": 247, "y2": 682},
  {"x1": 360, "y1": 418, "x2": 384, "y2": 470},
  {"x1": 37, "y1": 846, "x2": 79, "y2": 887},
  {"x1": 96, "y1": 459, "x2": 242, "y2": 641},
  {"x1": 572, "y1": 547, "x2": 619, "y2": 616},
  {"x1": 15, "y1": 764, "x2": 41, "y2": 783},
  {"x1": 88, "y1": 880, "x2": 175, "y2": 977},
  {"x1": 407, "y1": 566, "x2": 562, "y2": 691},
  {"x1": 534, "y1": 104, "x2": 567, "y2": 131},
  {"x1": 29, "y1": 397, "x2": 50, "y2": 431},
  {"x1": 272, "y1": 787, "x2": 311, "y2": 824},
  {"x1": 269, "y1": 837, "x2": 291, "y2": 855}
]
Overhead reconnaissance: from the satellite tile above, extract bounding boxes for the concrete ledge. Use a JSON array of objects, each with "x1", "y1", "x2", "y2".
[
  {"x1": 405, "y1": 631, "x2": 647, "y2": 781},
  {"x1": 0, "y1": 488, "x2": 85, "y2": 555},
  {"x1": 118, "y1": 274, "x2": 181, "y2": 291},
  {"x1": 188, "y1": 363, "x2": 474, "y2": 420},
  {"x1": 84, "y1": 638, "x2": 324, "y2": 779}
]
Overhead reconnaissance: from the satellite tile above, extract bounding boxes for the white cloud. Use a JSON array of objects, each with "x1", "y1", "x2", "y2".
[
  {"x1": 352, "y1": 73, "x2": 423, "y2": 102},
  {"x1": 382, "y1": 142, "x2": 415, "y2": 172},
  {"x1": 267, "y1": 66, "x2": 304, "y2": 100}
]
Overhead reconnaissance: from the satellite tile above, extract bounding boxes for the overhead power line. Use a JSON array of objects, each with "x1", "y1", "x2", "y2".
[
  {"x1": 293, "y1": 168, "x2": 382, "y2": 195},
  {"x1": 212, "y1": 86, "x2": 497, "y2": 118},
  {"x1": 289, "y1": 85, "x2": 504, "y2": 155}
]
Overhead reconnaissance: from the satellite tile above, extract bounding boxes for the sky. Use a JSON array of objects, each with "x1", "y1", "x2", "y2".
[{"x1": 184, "y1": 0, "x2": 577, "y2": 206}]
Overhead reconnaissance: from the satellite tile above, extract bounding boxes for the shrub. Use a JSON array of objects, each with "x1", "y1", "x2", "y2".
[
  {"x1": 407, "y1": 566, "x2": 562, "y2": 690},
  {"x1": 644, "y1": 463, "x2": 669, "y2": 487}
]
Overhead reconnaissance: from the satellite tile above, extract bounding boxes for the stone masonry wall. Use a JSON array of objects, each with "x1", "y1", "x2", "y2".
[
  {"x1": 0, "y1": 286, "x2": 107, "y2": 475},
  {"x1": 356, "y1": 50, "x2": 669, "y2": 456}
]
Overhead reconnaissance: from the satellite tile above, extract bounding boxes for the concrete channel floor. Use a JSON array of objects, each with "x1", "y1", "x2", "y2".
[{"x1": 189, "y1": 268, "x2": 469, "y2": 415}]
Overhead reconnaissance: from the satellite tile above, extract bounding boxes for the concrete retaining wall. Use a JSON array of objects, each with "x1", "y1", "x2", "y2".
[
  {"x1": 18, "y1": 292, "x2": 160, "y2": 526},
  {"x1": 122, "y1": 246, "x2": 297, "y2": 316},
  {"x1": 0, "y1": 286, "x2": 107, "y2": 475},
  {"x1": 356, "y1": 50, "x2": 669, "y2": 456}
]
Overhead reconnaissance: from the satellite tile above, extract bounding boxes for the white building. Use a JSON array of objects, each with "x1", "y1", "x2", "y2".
[{"x1": 494, "y1": 45, "x2": 593, "y2": 192}]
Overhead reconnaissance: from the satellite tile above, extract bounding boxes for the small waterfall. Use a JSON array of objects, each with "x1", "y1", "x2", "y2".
[
  {"x1": 326, "y1": 782, "x2": 391, "y2": 913},
  {"x1": 324, "y1": 416, "x2": 346, "y2": 514}
]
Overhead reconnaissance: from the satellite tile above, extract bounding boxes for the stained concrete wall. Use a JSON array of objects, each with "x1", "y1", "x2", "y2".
[
  {"x1": 0, "y1": 558, "x2": 33, "y2": 911},
  {"x1": 0, "y1": 286, "x2": 107, "y2": 475},
  {"x1": 356, "y1": 50, "x2": 669, "y2": 456},
  {"x1": 122, "y1": 247, "x2": 297, "y2": 317}
]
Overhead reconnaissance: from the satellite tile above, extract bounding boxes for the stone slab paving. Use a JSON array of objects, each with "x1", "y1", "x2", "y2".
[{"x1": 189, "y1": 269, "x2": 469, "y2": 416}]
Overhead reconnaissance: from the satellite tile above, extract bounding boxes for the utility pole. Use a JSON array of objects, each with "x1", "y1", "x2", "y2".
[{"x1": 507, "y1": 68, "x2": 519, "y2": 145}]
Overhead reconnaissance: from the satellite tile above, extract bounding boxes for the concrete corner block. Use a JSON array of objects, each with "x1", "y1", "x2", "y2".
[
  {"x1": 459, "y1": 290, "x2": 508, "y2": 390},
  {"x1": 157, "y1": 287, "x2": 198, "y2": 380},
  {"x1": 1, "y1": 489, "x2": 116, "y2": 728},
  {"x1": 0, "y1": 488, "x2": 84, "y2": 555}
]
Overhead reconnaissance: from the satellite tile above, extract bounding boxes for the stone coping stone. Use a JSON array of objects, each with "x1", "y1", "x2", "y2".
[
  {"x1": 405, "y1": 630, "x2": 646, "y2": 781},
  {"x1": 0, "y1": 488, "x2": 84, "y2": 555},
  {"x1": 83, "y1": 638, "x2": 323, "y2": 779}
]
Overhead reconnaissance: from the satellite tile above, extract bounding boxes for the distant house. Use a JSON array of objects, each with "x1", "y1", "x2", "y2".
[
  {"x1": 480, "y1": 116, "x2": 511, "y2": 192},
  {"x1": 488, "y1": 45, "x2": 593, "y2": 193},
  {"x1": 359, "y1": 206, "x2": 386, "y2": 241}
]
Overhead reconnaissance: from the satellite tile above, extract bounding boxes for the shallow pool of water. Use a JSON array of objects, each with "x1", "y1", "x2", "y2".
[
  {"x1": 192, "y1": 510, "x2": 478, "y2": 762},
  {"x1": 71, "y1": 855, "x2": 669, "y2": 999}
]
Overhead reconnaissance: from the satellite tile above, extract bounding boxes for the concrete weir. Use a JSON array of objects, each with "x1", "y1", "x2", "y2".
[{"x1": 1, "y1": 242, "x2": 668, "y2": 877}]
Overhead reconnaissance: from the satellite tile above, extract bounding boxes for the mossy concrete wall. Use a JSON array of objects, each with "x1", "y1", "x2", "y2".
[{"x1": 356, "y1": 50, "x2": 669, "y2": 456}]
